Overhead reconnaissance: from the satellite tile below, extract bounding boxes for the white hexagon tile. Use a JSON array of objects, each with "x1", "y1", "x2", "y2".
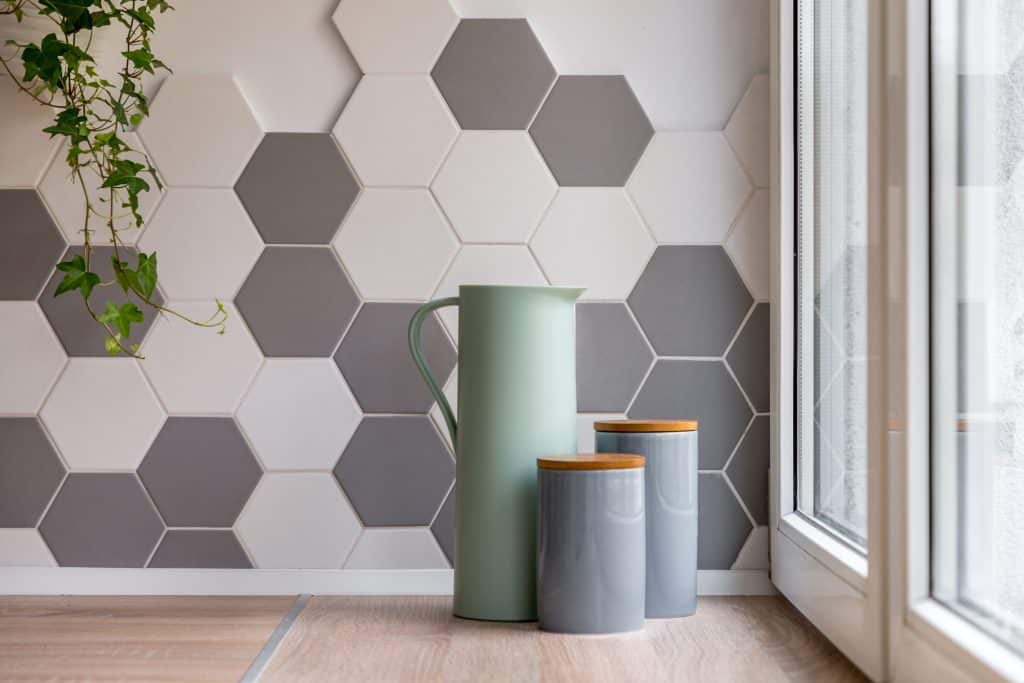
[
  {"x1": 0, "y1": 529, "x2": 57, "y2": 567},
  {"x1": 333, "y1": 189, "x2": 458, "y2": 300},
  {"x1": 333, "y1": 0, "x2": 457, "y2": 74},
  {"x1": 725, "y1": 74, "x2": 770, "y2": 188},
  {"x1": 0, "y1": 77, "x2": 58, "y2": 188},
  {"x1": 725, "y1": 189, "x2": 770, "y2": 301},
  {"x1": 0, "y1": 302, "x2": 65, "y2": 414},
  {"x1": 345, "y1": 528, "x2": 449, "y2": 569}
]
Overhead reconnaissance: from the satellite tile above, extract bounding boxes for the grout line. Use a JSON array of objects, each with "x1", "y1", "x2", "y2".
[{"x1": 239, "y1": 593, "x2": 311, "y2": 683}]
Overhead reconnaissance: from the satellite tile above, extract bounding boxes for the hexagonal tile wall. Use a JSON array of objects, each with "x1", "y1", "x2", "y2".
[
  {"x1": 140, "y1": 302, "x2": 262, "y2": 414},
  {"x1": 237, "y1": 359, "x2": 361, "y2": 471},
  {"x1": 333, "y1": 189, "x2": 458, "y2": 300},
  {"x1": 431, "y1": 131, "x2": 556, "y2": 243},
  {"x1": 725, "y1": 189, "x2": 769, "y2": 301},
  {"x1": 433, "y1": 245, "x2": 547, "y2": 340},
  {"x1": 698, "y1": 472, "x2": 754, "y2": 569},
  {"x1": 40, "y1": 246, "x2": 165, "y2": 357},
  {"x1": 725, "y1": 416, "x2": 769, "y2": 525},
  {"x1": 725, "y1": 74, "x2": 769, "y2": 189},
  {"x1": 428, "y1": 368, "x2": 458, "y2": 451},
  {"x1": 138, "y1": 417, "x2": 262, "y2": 527},
  {"x1": 138, "y1": 75, "x2": 262, "y2": 188},
  {"x1": 333, "y1": 75, "x2": 459, "y2": 187},
  {"x1": 0, "y1": 302, "x2": 65, "y2": 414},
  {"x1": 731, "y1": 527, "x2": 770, "y2": 570},
  {"x1": 334, "y1": 303, "x2": 455, "y2": 414},
  {"x1": 726, "y1": 303, "x2": 770, "y2": 413},
  {"x1": 628, "y1": 246, "x2": 752, "y2": 357},
  {"x1": 335, "y1": 416, "x2": 454, "y2": 526},
  {"x1": 236, "y1": 247, "x2": 359, "y2": 357},
  {"x1": 236, "y1": 473, "x2": 361, "y2": 569},
  {"x1": 40, "y1": 359, "x2": 166, "y2": 470},
  {"x1": 39, "y1": 473, "x2": 164, "y2": 567},
  {"x1": 627, "y1": 132, "x2": 752, "y2": 243},
  {"x1": 0, "y1": 78, "x2": 59, "y2": 187},
  {"x1": 235, "y1": 133, "x2": 360, "y2": 245},
  {"x1": 630, "y1": 360, "x2": 752, "y2": 470},
  {"x1": 529, "y1": 76, "x2": 653, "y2": 186},
  {"x1": 38, "y1": 135, "x2": 162, "y2": 246},
  {"x1": 576, "y1": 304, "x2": 653, "y2": 412},
  {"x1": 0, "y1": 529, "x2": 56, "y2": 567},
  {"x1": 0, "y1": 190, "x2": 65, "y2": 300},
  {"x1": 576, "y1": 413, "x2": 625, "y2": 453},
  {"x1": 430, "y1": 486, "x2": 454, "y2": 565},
  {"x1": 334, "y1": 0, "x2": 457, "y2": 74},
  {"x1": 137, "y1": 189, "x2": 264, "y2": 300},
  {"x1": 0, "y1": 418, "x2": 66, "y2": 527},
  {"x1": 432, "y1": 19, "x2": 556, "y2": 130},
  {"x1": 531, "y1": 188, "x2": 654, "y2": 300},
  {"x1": 148, "y1": 529, "x2": 252, "y2": 569},
  {"x1": 345, "y1": 528, "x2": 449, "y2": 569}
]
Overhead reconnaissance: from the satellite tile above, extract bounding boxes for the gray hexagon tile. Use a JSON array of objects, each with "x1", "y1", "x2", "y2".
[
  {"x1": 335, "y1": 303, "x2": 456, "y2": 415},
  {"x1": 40, "y1": 247, "x2": 164, "y2": 357},
  {"x1": 727, "y1": 304, "x2": 769, "y2": 413},
  {"x1": 39, "y1": 473, "x2": 164, "y2": 567},
  {"x1": 138, "y1": 418, "x2": 262, "y2": 527},
  {"x1": 236, "y1": 247, "x2": 359, "y2": 357},
  {"x1": 725, "y1": 416, "x2": 769, "y2": 525},
  {"x1": 0, "y1": 418, "x2": 65, "y2": 528},
  {"x1": 529, "y1": 76, "x2": 653, "y2": 186},
  {"x1": 335, "y1": 416, "x2": 455, "y2": 526},
  {"x1": 0, "y1": 302, "x2": 66, "y2": 415},
  {"x1": 630, "y1": 360, "x2": 752, "y2": 470},
  {"x1": 628, "y1": 246, "x2": 752, "y2": 357},
  {"x1": 576, "y1": 303, "x2": 653, "y2": 412},
  {"x1": 431, "y1": 485, "x2": 454, "y2": 565},
  {"x1": 0, "y1": 190, "x2": 65, "y2": 300},
  {"x1": 432, "y1": 19, "x2": 556, "y2": 130},
  {"x1": 333, "y1": 0, "x2": 457, "y2": 74},
  {"x1": 148, "y1": 530, "x2": 252, "y2": 569},
  {"x1": 698, "y1": 472, "x2": 753, "y2": 569},
  {"x1": 725, "y1": 74, "x2": 769, "y2": 188},
  {"x1": 235, "y1": 133, "x2": 360, "y2": 245}
]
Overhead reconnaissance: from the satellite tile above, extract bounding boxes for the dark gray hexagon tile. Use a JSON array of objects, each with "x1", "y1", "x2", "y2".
[
  {"x1": 39, "y1": 473, "x2": 164, "y2": 567},
  {"x1": 431, "y1": 484, "x2": 454, "y2": 566},
  {"x1": 529, "y1": 76, "x2": 653, "y2": 186},
  {"x1": 698, "y1": 472, "x2": 753, "y2": 569},
  {"x1": 137, "y1": 417, "x2": 262, "y2": 527},
  {"x1": 628, "y1": 246, "x2": 752, "y2": 357},
  {"x1": 432, "y1": 19, "x2": 556, "y2": 130},
  {"x1": 235, "y1": 133, "x2": 360, "y2": 245},
  {"x1": 726, "y1": 303, "x2": 769, "y2": 412},
  {"x1": 236, "y1": 247, "x2": 360, "y2": 357},
  {"x1": 725, "y1": 416, "x2": 769, "y2": 525},
  {"x1": 334, "y1": 416, "x2": 454, "y2": 526},
  {"x1": 629, "y1": 360, "x2": 752, "y2": 470},
  {"x1": 334, "y1": 303, "x2": 455, "y2": 414},
  {"x1": 148, "y1": 529, "x2": 252, "y2": 568},
  {"x1": 0, "y1": 190, "x2": 66, "y2": 300},
  {"x1": 0, "y1": 418, "x2": 66, "y2": 528},
  {"x1": 576, "y1": 303, "x2": 653, "y2": 412},
  {"x1": 39, "y1": 246, "x2": 164, "y2": 356}
]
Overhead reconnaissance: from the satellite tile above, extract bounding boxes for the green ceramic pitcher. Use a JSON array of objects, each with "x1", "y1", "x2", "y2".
[{"x1": 409, "y1": 285, "x2": 583, "y2": 622}]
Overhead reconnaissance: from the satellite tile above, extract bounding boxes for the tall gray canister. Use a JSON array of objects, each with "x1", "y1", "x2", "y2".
[{"x1": 595, "y1": 420, "x2": 698, "y2": 618}]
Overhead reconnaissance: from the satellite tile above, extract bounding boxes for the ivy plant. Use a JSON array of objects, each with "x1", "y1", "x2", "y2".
[{"x1": 1, "y1": 0, "x2": 226, "y2": 357}]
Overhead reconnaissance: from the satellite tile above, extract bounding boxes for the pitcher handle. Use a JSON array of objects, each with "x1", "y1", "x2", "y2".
[{"x1": 409, "y1": 297, "x2": 459, "y2": 444}]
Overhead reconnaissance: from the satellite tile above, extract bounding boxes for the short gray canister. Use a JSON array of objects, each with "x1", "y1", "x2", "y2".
[
  {"x1": 595, "y1": 420, "x2": 699, "y2": 618},
  {"x1": 536, "y1": 454, "x2": 646, "y2": 634}
]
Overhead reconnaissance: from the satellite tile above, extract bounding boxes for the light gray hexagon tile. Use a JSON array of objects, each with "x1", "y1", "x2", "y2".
[
  {"x1": 334, "y1": 303, "x2": 455, "y2": 414},
  {"x1": 432, "y1": 19, "x2": 556, "y2": 130},
  {"x1": 725, "y1": 189, "x2": 770, "y2": 301},
  {"x1": 39, "y1": 473, "x2": 164, "y2": 567},
  {"x1": 335, "y1": 416, "x2": 454, "y2": 527},
  {"x1": 530, "y1": 76, "x2": 653, "y2": 186},
  {"x1": 724, "y1": 74, "x2": 769, "y2": 188},
  {"x1": 0, "y1": 529, "x2": 57, "y2": 567},
  {"x1": 333, "y1": 0, "x2": 457, "y2": 74},
  {"x1": 630, "y1": 360, "x2": 752, "y2": 470},
  {"x1": 431, "y1": 485, "x2": 454, "y2": 566},
  {"x1": 148, "y1": 530, "x2": 252, "y2": 569},
  {"x1": 39, "y1": 246, "x2": 164, "y2": 357},
  {"x1": 576, "y1": 413, "x2": 626, "y2": 453},
  {"x1": 0, "y1": 302, "x2": 66, "y2": 415},
  {"x1": 235, "y1": 133, "x2": 360, "y2": 245},
  {"x1": 236, "y1": 247, "x2": 360, "y2": 358},
  {"x1": 628, "y1": 245, "x2": 752, "y2": 357},
  {"x1": 138, "y1": 418, "x2": 262, "y2": 527},
  {"x1": 0, "y1": 77, "x2": 60, "y2": 188},
  {"x1": 0, "y1": 418, "x2": 66, "y2": 528},
  {"x1": 345, "y1": 528, "x2": 449, "y2": 570},
  {"x1": 726, "y1": 303, "x2": 769, "y2": 413},
  {"x1": 731, "y1": 527, "x2": 769, "y2": 570},
  {"x1": 725, "y1": 415, "x2": 769, "y2": 526},
  {"x1": 0, "y1": 190, "x2": 65, "y2": 300},
  {"x1": 576, "y1": 303, "x2": 653, "y2": 413},
  {"x1": 698, "y1": 472, "x2": 754, "y2": 569}
]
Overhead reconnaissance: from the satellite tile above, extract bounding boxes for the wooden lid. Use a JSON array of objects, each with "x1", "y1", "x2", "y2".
[
  {"x1": 593, "y1": 419, "x2": 698, "y2": 433},
  {"x1": 537, "y1": 454, "x2": 645, "y2": 471}
]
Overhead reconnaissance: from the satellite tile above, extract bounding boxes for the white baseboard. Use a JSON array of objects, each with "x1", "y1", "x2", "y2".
[{"x1": 0, "y1": 568, "x2": 774, "y2": 596}]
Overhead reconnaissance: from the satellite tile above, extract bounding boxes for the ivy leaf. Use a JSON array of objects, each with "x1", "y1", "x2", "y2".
[
  {"x1": 98, "y1": 301, "x2": 144, "y2": 338},
  {"x1": 136, "y1": 252, "x2": 157, "y2": 299},
  {"x1": 104, "y1": 334, "x2": 122, "y2": 355},
  {"x1": 111, "y1": 255, "x2": 139, "y2": 294},
  {"x1": 54, "y1": 255, "x2": 101, "y2": 299}
]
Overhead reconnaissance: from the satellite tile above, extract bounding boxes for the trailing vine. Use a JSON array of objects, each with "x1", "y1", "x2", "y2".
[{"x1": 1, "y1": 0, "x2": 227, "y2": 357}]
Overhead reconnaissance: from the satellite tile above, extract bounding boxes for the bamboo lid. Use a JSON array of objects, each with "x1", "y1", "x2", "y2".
[
  {"x1": 537, "y1": 454, "x2": 645, "y2": 471},
  {"x1": 593, "y1": 419, "x2": 698, "y2": 433}
]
